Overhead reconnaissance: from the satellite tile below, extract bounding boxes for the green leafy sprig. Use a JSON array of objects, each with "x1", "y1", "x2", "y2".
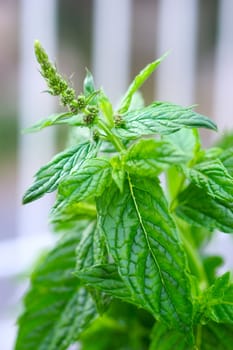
[{"x1": 15, "y1": 42, "x2": 233, "y2": 350}]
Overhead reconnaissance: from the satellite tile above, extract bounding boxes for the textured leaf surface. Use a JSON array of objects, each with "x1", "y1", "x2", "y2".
[
  {"x1": 75, "y1": 222, "x2": 110, "y2": 314},
  {"x1": 149, "y1": 322, "x2": 233, "y2": 350},
  {"x1": 204, "y1": 147, "x2": 222, "y2": 160},
  {"x1": 46, "y1": 288, "x2": 95, "y2": 350},
  {"x1": 115, "y1": 102, "x2": 217, "y2": 139},
  {"x1": 215, "y1": 131, "x2": 233, "y2": 150},
  {"x1": 76, "y1": 264, "x2": 131, "y2": 301},
  {"x1": 24, "y1": 112, "x2": 85, "y2": 132},
  {"x1": 200, "y1": 323, "x2": 233, "y2": 350},
  {"x1": 184, "y1": 160, "x2": 233, "y2": 203},
  {"x1": 15, "y1": 223, "x2": 97, "y2": 350},
  {"x1": 97, "y1": 175, "x2": 193, "y2": 330},
  {"x1": 110, "y1": 156, "x2": 125, "y2": 192},
  {"x1": 149, "y1": 322, "x2": 189, "y2": 350},
  {"x1": 98, "y1": 92, "x2": 114, "y2": 127},
  {"x1": 128, "y1": 91, "x2": 145, "y2": 111},
  {"x1": 53, "y1": 158, "x2": 112, "y2": 215},
  {"x1": 125, "y1": 138, "x2": 190, "y2": 177},
  {"x1": 51, "y1": 202, "x2": 96, "y2": 232},
  {"x1": 76, "y1": 222, "x2": 106, "y2": 269},
  {"x1": 118, "y1": 55, "x2": 167, "y2": 114},
  {"x1": 201, "y1": 273, "x2": 233, "y2": 324},
  {"x1": 80, "y1": 300, "x2": 154, "y2": 350},
  {"x1": 164, "y1": 128, "x2": 197, "y2": 161},
  {"x1": 165, "y1": 128, "x2": 197, "y2": 200},
  {"x1": 220, "y1": 148, "x2": 233, "y2": 176},
  {"x1": 176, "y1": 184, "x2": 233, "y2": 233},
  {"x1": 203, "y1": 256, "x2": 224, "y2": 285},
  {"x1": 23, "y1": 142, "x2": 97, "y2": 204}
]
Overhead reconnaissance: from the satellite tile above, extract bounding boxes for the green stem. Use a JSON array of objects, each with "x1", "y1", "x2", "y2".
[
  {"x1": 97, "y1": 119, "x2": 125, "y2": 152},
  {"x1": 193, "y1": 128, "x2": 201, "y2": 155},
  {"x1": 168, "y1": 170, "x2": 208, "y2": 290},
  {"x1": 181, "y1": 232, "x2": 208, "y2": 290},
  {"x1": 188, "y1": 129, "x2": 202, "y2": 168},
  {"x1": 169, "y1": 173, "x2": 186, "y2": 212},
  {"x1": 195, "y1": 324, "x2": 202, "y2": 350},
  {"x1": 98, "y1": 315, "x2": 127, "y2": 332}
]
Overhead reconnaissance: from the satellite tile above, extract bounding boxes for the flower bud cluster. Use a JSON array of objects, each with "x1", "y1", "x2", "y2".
[
  {"x1": 34, "y1": 41, "x2": 99, "y2": 127},
  {"x1": 34, "y1": 41, "x2": 78, "y2": 111},
  {"x1": 114, "y1": 114, "x2": 125, "y2": 127}
]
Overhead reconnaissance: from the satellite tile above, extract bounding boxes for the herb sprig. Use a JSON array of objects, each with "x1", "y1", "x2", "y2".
[{"x1": 15, "y1": 42, "x2": 233, "y2": 350}]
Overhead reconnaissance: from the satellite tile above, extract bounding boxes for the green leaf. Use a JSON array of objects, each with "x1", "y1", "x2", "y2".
[
  {"x1": 165, "y1": 128, "x2": 200, "y2": 201},
  {"x1": 53, "y1": 158, "x2": 112, "y2": 215},
  {"x1": 45, "y1": 288, "x2": 95, "y2": 350},
  {"x1": 189, "y1": 225, "x2": 213, "y2": 249},
  {"x1": 203, "y1": 256, "x2": 224, "y2": 285},
  {"x1": 111, "y1": 167, "x2": 125, "y2": 193},
  {"x1": 204, "y1": 147, "x2": 223, "y2": 160},
  {"x1": 115, "y1": 102, "x2": 217, "y2": 139},
  {"x1": 164, "y1": 128, "x2": 197, "y2": 161},
  {"x1": 110, "y1": 156, "x2": 125, "y2": 192},
  {"x1": 220, "y1": 148, "x2": 233, "y2": 177},
  {"x1": 51, "y1": 202, "x2": 96, "y2": 232},
  {"x1": 76, "y1": 222, "x2": 106, "y2": 269},
  {"x1": 118, "y1": 54, "x2": 168, "y2": 114},
  {"x1": 60, "y1": 113, "x2": 87, "y2": 126},
  {"x1": 183, "y1": 160, "x2": 233, "y2": 203},
  {"x1": 23, "y1": 142, "x2": 97, "y2": 204},
  {"x1": 201, "y1": 272, "x2": 233, "y2": 324},
  {"x1": 215, "y1": 131, "x2": 233, "y2": 149},
  {"x1": 76, "y1": 222, "x2": 110, "y2": 314},
  {"x1": 76, "y1": 264, "x2": 131, "y2": 302},
  {"x1": 24, "y1": 112, "x2": 84, "y2": 133},
  {"x1": 149, "y1": 322, "x2": 189, "y2": 350},
  {"x1": 98, "y1": 91, "x2": 114, "y2": 127},
  {"x1": 15, "y1": 222, "x2": 97, "y2": 350},
  {"x1": 176, "y1": 184, "x2": 233, "y2": 233},
  {"x1": 97, "y1": 175, "x2": 193, "y2": 331},
  {"x1": 83, "y1": 69, "x2": 95, "y2": 96},
  {"x1": 166, "y1": 166, "x2": 185, "y2": 202},
  {"x1": 128, "y1": 91, "x2": 145, "y2": 111},
  {"x1": 200, "y1": 322, "x2": 233, "y2": 350},
  {"x1": 125, "y1": 138, "x2": 190, "y2": 177},
  {"x1": 206, "y1": 272, "x2": 230, "y2": 299},
  {"x1": 79, "y1": 300, "x2": 154, "y2": 350},
  {"x1": 150, "y1": 322, "x2": 233, "y2": 350}
]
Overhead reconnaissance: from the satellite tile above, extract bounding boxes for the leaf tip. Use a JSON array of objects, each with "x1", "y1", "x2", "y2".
[
  {"x1": 160, "y1": 49, "x2": 171, "y2": 61},
  {"x1": 21, "y1": 126, "x2": 34, "y2": 134},
  {"x1": 34, "y1": 39, "x2": 41, "y2": 49},
  {"x1": 22, "y1": 195, "x2": 29, "y2": 205}
]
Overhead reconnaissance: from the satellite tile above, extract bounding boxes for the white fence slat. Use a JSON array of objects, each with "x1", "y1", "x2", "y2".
[
  {"x1": 18, "y1": 0, "x2": 57, "y2": 238},
  {"x1": 0, "y1": 2, "x2": 57, "y2": 349},
  {"x1": 213, "y1": 0, "x2": 233, "y2": 131},
  {"x1": 208, "y1": 0, "x2": 233, "y2": 271},
  {"x1": 92, "y1": 0, "x2": 132, "y2": 105},
  {"x1": 155, "y1": 0, "x2": 198, "y2": 105}
]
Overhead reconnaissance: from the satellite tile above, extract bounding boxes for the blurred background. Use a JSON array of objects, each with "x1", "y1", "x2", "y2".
[{"x1": 0, "y1": 0, "x2": 233, "y2": 349}]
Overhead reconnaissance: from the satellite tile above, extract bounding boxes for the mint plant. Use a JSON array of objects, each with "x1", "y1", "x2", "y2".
[{"x1": 15, "y1": 41, "x2": 233, "y2": 350}]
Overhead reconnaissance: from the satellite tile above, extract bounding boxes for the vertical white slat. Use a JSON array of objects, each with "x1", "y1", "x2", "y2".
[
  {"x1": 92, "y1": 0, "x2": 132, "y2": 105},
  {"x1": 155, "y1": 0, "x2": 198, "y2": 105},
  {"x1": 18, "y1": 0, "x2": 57, "y2": 240},
  {"x1": 213, "y1": 0, "x2": 233, "y2": 132},
  {"x1": 0, "y1": 3, "x2": 58, "y2": 350},
  {"x1": 205, "y1": 0, "x2": 233, "y2": 272},
  {"x1": 155, "y1": 0, "x2": 198, "y2": 190}
]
